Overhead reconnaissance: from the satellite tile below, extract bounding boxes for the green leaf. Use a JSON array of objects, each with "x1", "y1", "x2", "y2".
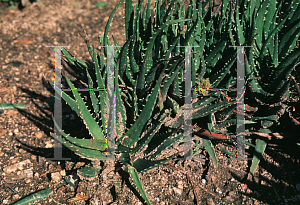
[
  {"x1": 64, "y1": 75, "x2": 105, "y2": 140},
  {"x1": 78, "y1": 164, "x2": 101, "y2": 178},
  {"x1": 202, "y1": 138, "x2": 217, "y2": 167},
  {"x1": 249, "y1": 139, "x2": 267, "y2": 175},
  {"x1": 52, "y1": 115, "x2": 107, "y2": 151},
  {"x1": 132, "y1": 155, "x2": 175, "y2": 173},
  {"x1": 122, "y1": 67, "x2": 165, "y2": 147},
  {"x1": 131, "y1": 114, "x2": 166, "y2": 154},
  {"x1": 103, "y1": 0, "x2": 124, "y2": 55},
  {"x1": 96, "y1": 2, "x2": 108, "y2": 7},
  {"x1": 48, "y1": 81, "x2": 80, "y2": 117},
  {"x1": 148, "y1": 132, "x2": 184, "y2": 160},
  {"x1": 0, "y1": 103, "x2": 27, "y2": 110},
  {"x1": 127, "y1": 166, "x2": 152, "y2": 205},
  {"x1": 51, "y1": 132, "x2": 107, "y2": 160},
  {"x1": 12, "y1": 189, "x2": 52, "y2": 205}
]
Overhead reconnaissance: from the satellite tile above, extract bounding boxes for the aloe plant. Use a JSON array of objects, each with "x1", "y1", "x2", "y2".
[
  {"x1": 128, "y1": 0, "x2": 300, "y2": 175},
  {"x1": 48, "y1": 0, "x2": 196, "y2": 203},
  {"x1": 1, "y1": 0, "x2": 43, "y2": 10},
  {"x1": 47, "y1": 0, "x2": 299, "y2": 203}
]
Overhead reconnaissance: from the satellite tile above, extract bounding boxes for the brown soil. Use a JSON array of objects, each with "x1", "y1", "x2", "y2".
[{"x1": 1, "y1": 0, "x2": 300, "y2": 204}]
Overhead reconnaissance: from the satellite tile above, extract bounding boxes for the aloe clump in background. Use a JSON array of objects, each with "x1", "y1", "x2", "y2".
[
  {"x1": 47, "y1": 0, "x2": 300, "y2": 204},
  {"x1": 1, "y1": 0, "x2": 43, "y2": 10}
]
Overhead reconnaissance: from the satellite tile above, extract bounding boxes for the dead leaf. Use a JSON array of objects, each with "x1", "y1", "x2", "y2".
[{"x1": 67, "y1": 196, "x2": 88, "y2": 203}]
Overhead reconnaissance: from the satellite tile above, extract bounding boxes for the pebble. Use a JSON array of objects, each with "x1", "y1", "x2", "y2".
[
  {"x1": 3, "y1": 159, "x2": 31, "y2": 173},
  {"x1": 225, "y1": 195, "x2": 234, "y2": 202},
  {"x1": 188, "y1": 189, "x2": 194, "y2": 200},
  {"x1": 51, "y1": 171, "x2": 62, "y2": 182},
  {"x1": 12, "y1": 194, "x2": 20, "y2": 200},
  {"x1": 24, "y1": 178, "x2": 31, "y2": 183},
  {"x1": 206, "y1": 197, "x2": 215, "y2": 205},
  {"x1": 228, "y1": 191, "x2": 235, "y2": 197},
  {"x1": 35, "y1": 131, "x2": 44, "y2": 139},
  {"x1": 2, "y1": 200, "x2": 9, "y2": 204},
  {"x1": 173, "y1": 187, "x2": 183, "y2": 195},
  {"x1": 60, "y1": 169, "x2": 66, "y2": 176},
  {"x1": 177, "y1": 180, "x2": 183, "y2": 189},
  {"x1": 216, "y1": 188, "x2": 222, "y2": 194}
]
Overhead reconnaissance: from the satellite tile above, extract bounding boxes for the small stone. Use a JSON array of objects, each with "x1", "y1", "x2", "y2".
[
  {"x1": 12, "y1": 194, "x2": 20, "y2": 200},
  {"x1": 60, "y1": 169, "x2": 66, "y2": 176},
  {"x1": 51, "y1": 171, "x2": 62, "y2": 182},
  {"x1": 2, "y1": 200, "x2": 9, "y2": 204},
  {"x1": 254, "y1": 199, "x2": 260, "y2": 205},
  {"x1": 173, "y1": 187, "x2": 183, "y2": 195},
  {"x1": 3, "y1": 159, "x2": 31, "y2": 173},
  {"x1": 24, "y1": 178, "x2": 31, "y2": 183},
  {"x1": 19, "y1": 169, "x2": 33, "y2": 178},
  {"x1": 188, "y1": 189, "x2": 194, "y2": 200},
  {"x1": 45, "y1": 141, "x2": 53, "y2": 148},
  {"x1": 202, "y1": 179, "x2": 206, "y2": 184},
  {"x1": 225, "y1": 195, "x2": 234, "y2": 202},
  {"x1": 35, "y1": 131, "x2": 44, "y2": 139},
  {"x1": 206, "y1": 197, "x2": 215, "y2": 205},
  {"x1": 216, "y1": 188, "x2": 222, "y2": 194},
  {"x1": 246, "y1": 189, "x2": 252, "y2": 194},
  {"x1": 228, "y1": 191, "x2": 235, "y2": 197},
  {"x1": 19, "y1": 149, "x2": 26, "y2": 153},
  {"x1": 31, "y1": 155, "x2": 37, "y2": 161},
  {"x1": 211, "y1": 175, "x2": 216, "y2": 183},
  {"x1": 177, "y1": 180, "x2": 183, "y2": 189},
  {"x1": 10, "y1": 157, "x2": 20, "y2": 164}
]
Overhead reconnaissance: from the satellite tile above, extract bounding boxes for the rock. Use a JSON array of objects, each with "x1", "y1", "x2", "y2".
[
  {"x1": 51, "y1": 171, "x2": 62, "y2": 182},
  {"x1": 3, "y1": 159, "x2": 31, "y2": 173},
  {"x1": 173, "y1": 187, "x2": 183, "y2": 195},
  {"x1": 60, "y1": 169, "x2": 66, "y2": 176},
  {"x1": 2, "y1": 200, "x2": 9, "y2": 204},
  {"x1": 206, "y1": 197, "x2": 215, "y2": 205},
  {"x1": 188, "y1": 189, "x2": 194, "y2": 200},
  {"x1": 225, "y1": 196, "x2": 234, "y2": 202},
  {"x1": 228, "y1": 191, "x2": 235, "y2": 197},
  {"x1": 35, "y1": 131, "x2": 44, "y2": 139}
]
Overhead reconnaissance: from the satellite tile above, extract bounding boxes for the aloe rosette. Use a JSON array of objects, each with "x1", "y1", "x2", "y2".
[
  {"x1": 47, "y1": 0, "x2": 196, "y2": 203},
  {"x1": 118, "y1": 0, "x2": 300, "y2": 178},
  {"x1": 47, "y1": 0, "x2": 300, "y2": 204}
]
